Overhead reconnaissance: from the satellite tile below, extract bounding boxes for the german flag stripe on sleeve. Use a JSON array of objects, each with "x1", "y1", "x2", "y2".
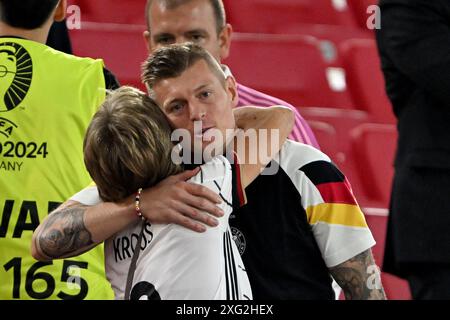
[
  {"x1": 306, "y1": 203, "x2": 368, "y2": 228},
  {"x1": 278, "y1": 141, "x2": 376, "y2": 268},
  {"x1": 315, "y1": 179, "x2": 358, "y2": 205},
  {"x1": 300, "y1": 161, "x2": 358, "y2": 205},
  {"x1": 299, "y1": 160, "x2": 345, "y2": 185}
]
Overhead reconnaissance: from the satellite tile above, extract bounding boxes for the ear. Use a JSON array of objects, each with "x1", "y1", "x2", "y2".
[
  {"x1": 226, "y1": 76, "x2": 239, "y2": 107},
  {"x1": 218, "y1": 24, "x2": 233, "y2": 60},
  {"x1": 143, "y1": 30, "x2": 152, "y2": 52},
  {"x1": 53, "y1": 0, "x2": 67, "y2": 22}
]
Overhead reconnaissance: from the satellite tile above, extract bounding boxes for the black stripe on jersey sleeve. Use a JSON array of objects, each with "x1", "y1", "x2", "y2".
[
  {"x1": 227, "y1": 232, "x2": 239, "y2": 300},
  {"x1": 213, "y1": 180, "x2": 233, "y2": 208},
  {"x1": 223, "y1": 232, "x2": 230, "y2": 300},
  {"x1": 219, "y1": 193, "x2": 233, "y2": 209},
  {"x1": 225, "y1": 232, "x2": 236, "y2": 300},
  {"x1": 299, "y1": 160, "x2": 345, "y2": 185}
]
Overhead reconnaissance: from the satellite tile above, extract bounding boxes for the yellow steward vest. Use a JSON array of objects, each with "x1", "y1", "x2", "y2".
[{"x1": 0, "y1": 37, "x2": 113, "y2": 300}]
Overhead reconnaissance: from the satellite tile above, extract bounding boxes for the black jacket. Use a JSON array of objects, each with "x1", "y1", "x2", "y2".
[
  {"x1": 377, "y1": 0, "x2": 450, "y2": 169},
  {"x1": 377, "y1": 0, "x2": 450, "y2": 274}
]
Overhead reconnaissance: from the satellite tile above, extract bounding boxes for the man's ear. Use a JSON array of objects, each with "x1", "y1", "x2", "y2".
[
  {"x1": 53, "y1": 0, "x2": 67, "y2": 22},
  {"x1": 226, "y1": 76, "x2": 239, "y2": 107},
  {"x1": 143, "y1": 30, "x2": 152, "y2": 52},
  {"x1": 219, "y1": 24, "x2": 233, "y2": 60}
]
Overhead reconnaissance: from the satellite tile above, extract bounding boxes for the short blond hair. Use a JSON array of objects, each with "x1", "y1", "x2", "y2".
[
  {"x1": 142, "y1": 43, "x2": 226, "y2": 92},
  {"x1": 84, "y1": 86, "x2": 182, "y2": 202}
]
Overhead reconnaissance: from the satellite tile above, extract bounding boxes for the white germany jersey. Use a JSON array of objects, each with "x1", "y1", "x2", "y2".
[{"x1": 71, "y1": 156, "x2": 252, "y2": 300}]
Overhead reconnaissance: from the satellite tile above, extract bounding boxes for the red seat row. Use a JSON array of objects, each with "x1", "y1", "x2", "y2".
[
  {"x1": 350, "y1": 123, "x2": 397, "y2": 207},
  {"x1": 68, "y1": 0, "x2": 379, "y2": 30},
  {"x1": 305, "y1": 109, "x2": 395, "y2": 208},
  {"x1": 341, "y1": 39, "x2": 396, "y2": 123},
  {"x1": 224, "y1": 0, "x2": 357, "y2": 33},
  {"x1": 68, "y1": 0, "x2": 146, "y2": 25},
  {"x1": 224, "y1": 0, "x2": 380, "y2": 33},
  {"x1": 225, "y1": 33, "x2": 339, "y2": 108},
  {"x1": 69, "y1": 23, "x2": 395, "y2": 121},
  {"x1": 69, "y1": 23, "x2": 149, "y2": 91},
  {"x1": 68, "y1": 0, "x2": 379, "y2": 31},
  {"x1": 226, "y1": 33, "x2": 395, "y2": 123}
]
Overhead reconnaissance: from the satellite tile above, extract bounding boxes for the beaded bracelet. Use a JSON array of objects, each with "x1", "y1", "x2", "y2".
[{"x1": 135, "y1": 188, "x2": 145, "y2": 220}]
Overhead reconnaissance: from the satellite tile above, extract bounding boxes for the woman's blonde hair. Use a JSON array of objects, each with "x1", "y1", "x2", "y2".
[{"x1": 84, "y1": 86, "x2": 182, "y2": 202}]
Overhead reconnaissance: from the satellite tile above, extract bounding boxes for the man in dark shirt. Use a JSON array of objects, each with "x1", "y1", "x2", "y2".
[{"x1": 377, "y1": 0, "x2": 450, "y2": 299}]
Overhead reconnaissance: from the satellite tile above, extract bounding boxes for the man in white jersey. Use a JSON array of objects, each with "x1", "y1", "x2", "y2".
[{"x1": 41, "y1": 83, "x2": 293, "y2": 299}]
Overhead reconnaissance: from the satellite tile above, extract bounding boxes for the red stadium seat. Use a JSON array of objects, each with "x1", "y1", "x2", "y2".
[
  {"x1": 302, "y1": 107, "x2": 373, "y2": 207},
  {"x1": 70, "y1": 0, "x2": 146, "y2": 25},
  {"x1": 363, "y1": 209, "x2": 412, "y2": 300},
  {"x1": 306, "y1": 120, "x2": 338, "y2": 161},
  {"x1": 69, "y1": 23, "x2": 148, "y2": 90},
  {"x1": 224, "y1": 0, "x2": 358, "y2": 33},
  {"x1": 278, "y1": 24, "x2": 373, "y2": 63},
  {"x1": 279, "y1": 23, "x2": 372, "y2": 42},
  {"x1": 382, "y1": 273, "x2": 412, "y2": 300},
  {"x1": 350, "y1": 123, "x2": 397, "y2": 207},
  {"x1": 364, "y1": 210, "x2": 388, "y2": 265},
  {"x1": 268, "y1": 24, "x2": 374, "y2": 109},
  {"x1": 257, "y1": 24, "x2": 374, "y2": 109},
  {"x1": 277, "y1": 24, "x2": 373, "y2": 67},
  {"x1": 225, "y1": 33, "x2": 347, "y2": 108},
  {"x1": 340, "y1": 39, "x2": 396, "y2": 123}
]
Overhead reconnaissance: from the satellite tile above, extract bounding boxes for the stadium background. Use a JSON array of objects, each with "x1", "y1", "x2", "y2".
[{"x1": 65, "y1": 0, "x2": 410, "y2": 299}]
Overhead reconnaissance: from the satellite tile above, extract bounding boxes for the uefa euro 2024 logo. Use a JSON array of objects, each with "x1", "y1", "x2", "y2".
[{"x1": 0, "y1": 43, "x2": 33, "y2": 113}]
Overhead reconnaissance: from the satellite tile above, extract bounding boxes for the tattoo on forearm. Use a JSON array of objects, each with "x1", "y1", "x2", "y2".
[
  {"x1": 38, "y1": 206, "x2": 94, "y2": 259},
  {"x1": 330, "y1": 250, "x2": 387, "y2": 300}
]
